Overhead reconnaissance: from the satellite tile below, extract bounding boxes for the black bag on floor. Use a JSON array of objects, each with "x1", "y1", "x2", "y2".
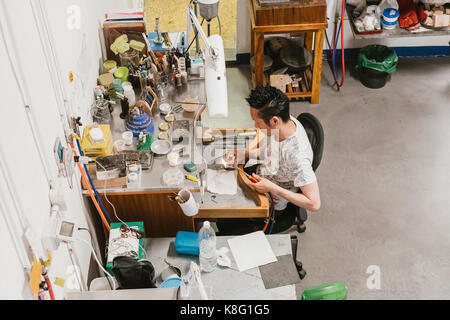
[{"x1": 112, "y1": 256, "x2": 156, "y2": 289}]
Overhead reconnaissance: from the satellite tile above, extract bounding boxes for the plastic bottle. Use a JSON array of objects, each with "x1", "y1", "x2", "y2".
[
  {"x1": 198, "y1": 221, "x2": 217, "y2": 273},
  {"x1": 122, "y1": 82, "x2": 136, "y2": 107}
]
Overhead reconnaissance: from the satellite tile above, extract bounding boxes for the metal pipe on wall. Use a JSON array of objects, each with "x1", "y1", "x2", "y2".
[
  {"x1": 0, "y1": 147, "x2": 33, "y2": 274},
  {"x1": 30, "y1": 0, "x2": 74, "y2": 142},
  {"x1": 0, "y1": 3, "x2": 55, "y2": 186}
]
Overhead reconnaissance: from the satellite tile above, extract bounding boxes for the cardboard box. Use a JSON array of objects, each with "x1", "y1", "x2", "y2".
[{"x1": 433, "y1": 14, "x2": 449, "y2": 27}]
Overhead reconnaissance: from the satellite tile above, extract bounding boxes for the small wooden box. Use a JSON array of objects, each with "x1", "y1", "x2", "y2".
[
  {"x1": 102, "y1": 21, "x2": 147, "y2": 62},
  {"x1": 252, "y1": 0, "x2": 327, "y2": 26}
]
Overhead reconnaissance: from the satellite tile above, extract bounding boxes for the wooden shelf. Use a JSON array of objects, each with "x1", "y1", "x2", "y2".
[
  {"x1": 284, "y1": 66, "x2": 313, "y2": 99},
  {"x1": 249, "y1": 0, "x2": 327, "y2": 104}
]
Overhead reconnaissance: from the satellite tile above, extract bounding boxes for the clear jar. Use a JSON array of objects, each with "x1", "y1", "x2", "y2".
[
  {"x1": 157, "y1": 76, "x2": 169, "y2": 104},
  {"x1": 119, "y1": 49, "x2": 140, "y2": 68},
  {"x1": 91, "y1": 99, "x2": 111, "y2": 124}
]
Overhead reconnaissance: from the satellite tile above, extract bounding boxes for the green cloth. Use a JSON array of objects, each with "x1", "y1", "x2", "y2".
[{"x1": 137, "y1": 134, "x2": 153, "y2": 151}]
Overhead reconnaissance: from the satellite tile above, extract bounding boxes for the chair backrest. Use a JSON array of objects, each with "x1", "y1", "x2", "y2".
[{"x1": 297, "y1": 113, "x2": 324, "y2": 172}]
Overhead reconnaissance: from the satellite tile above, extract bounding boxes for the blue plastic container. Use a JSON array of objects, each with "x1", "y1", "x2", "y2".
[
  {"x1": 160, "y1": 278, "x2": 182, "y2": 288},
  {"x1": 382, "y1": 8, "x2": 399, "y2": 30},
  {"x1": 381, "y1": 18, "x2": 398, "y2": 30},
  {"x1": 382, "y1": 8, "x2": 399, "y2": 22},
  {"x1": 175, "y1": 231, "x2": 200, "y2": 255}
]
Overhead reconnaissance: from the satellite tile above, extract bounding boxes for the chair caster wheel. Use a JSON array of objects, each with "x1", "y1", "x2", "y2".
[
  {"x1": 299, "y1": 268, "x2": 307, "y2": 280},
  {"x1": 297, "y1": 224, "x2": 306, "y2": 233},
  {"x1": 295, "y1": 261, "x2": 306, "y2": 279}
]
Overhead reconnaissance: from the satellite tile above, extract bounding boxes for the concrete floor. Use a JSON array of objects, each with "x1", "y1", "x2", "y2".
[{"x1": 217, "y1": 57, "x2": 450, "y2": 299}]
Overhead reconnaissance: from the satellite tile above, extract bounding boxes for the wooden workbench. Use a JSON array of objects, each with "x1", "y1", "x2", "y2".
[
  {"x1": 82, "y1": 75, "x2": 269, "y2": 238},
  {"x1": 249, "y1": 0, "x2": 328, "y2": 104},
  {"x1": 85, "y1": 164, "x2": 269, "y2": 237}
]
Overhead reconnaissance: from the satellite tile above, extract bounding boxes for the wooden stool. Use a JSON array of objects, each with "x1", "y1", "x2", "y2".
[{"x1": 249, "y1": 0, "x2": 328, "y2": 104}]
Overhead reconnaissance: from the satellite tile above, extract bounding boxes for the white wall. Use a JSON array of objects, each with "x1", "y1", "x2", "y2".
[
  {"x1": 236, "y1": 0, "x2": 450, "y2": 54},
  {"x1": 0, "y1": 0, "x2": 133, "y2": 299}
]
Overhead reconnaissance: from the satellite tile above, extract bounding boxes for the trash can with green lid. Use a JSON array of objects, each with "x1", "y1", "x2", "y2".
[{"x1": 356, "y1": 45, "x2": 398, "y2": 89}]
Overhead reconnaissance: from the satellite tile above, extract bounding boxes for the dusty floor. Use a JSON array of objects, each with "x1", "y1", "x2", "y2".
[{"x1": 209, "y1": 56, "x2": 450, "y2": 299}]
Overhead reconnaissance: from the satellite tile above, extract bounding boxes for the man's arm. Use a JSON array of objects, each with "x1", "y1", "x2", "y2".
[
  {"x1": 274, "y1": 181, "x2": 321, "y2": 212},
  {"x1": 252, "y1": 174, "x2": 321, "y2": 212}
]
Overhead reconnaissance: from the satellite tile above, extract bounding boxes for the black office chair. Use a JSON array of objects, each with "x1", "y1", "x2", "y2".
[
  {"x1": 262, "y1": 112, "x2": 324, "y2": 234},
  {"x1": 292, "y1": 112, "x2": 324, "y2": 233}
]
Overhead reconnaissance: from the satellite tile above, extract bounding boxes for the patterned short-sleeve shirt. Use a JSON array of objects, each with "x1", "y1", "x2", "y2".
[{"x1": 257, "y1": 116, "x2": 316, "y2": 211}]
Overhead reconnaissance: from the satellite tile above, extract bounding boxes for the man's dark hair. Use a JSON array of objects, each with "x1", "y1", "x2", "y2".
[{"x1": 246, "y1": 86, "x2": 290, "y2": 125}]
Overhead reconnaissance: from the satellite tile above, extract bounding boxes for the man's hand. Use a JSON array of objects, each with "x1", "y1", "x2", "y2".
[{"x1": 251, "y1": 174, "x2": 278, "y2": 194}]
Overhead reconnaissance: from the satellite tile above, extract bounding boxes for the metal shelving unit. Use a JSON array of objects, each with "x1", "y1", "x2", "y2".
[{"x1": 346, "y1": 5, "x2": 450, "y2": 40}]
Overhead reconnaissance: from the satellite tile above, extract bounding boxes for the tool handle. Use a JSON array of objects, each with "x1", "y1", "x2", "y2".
[
  {"x1": 250, "y1": 176, "x2": 260, "y2": 183},
  {"x1": 237, "y1": 167, "x2": 260, "y2": 183}
]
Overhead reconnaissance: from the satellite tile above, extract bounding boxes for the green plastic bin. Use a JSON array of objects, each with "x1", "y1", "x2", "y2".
[
  {"x1": 301, "y1": 282, "x2": 348, "y2": 300},
  {"x1": 356, "y1": 45, "x2": 398, "y2": 74}
]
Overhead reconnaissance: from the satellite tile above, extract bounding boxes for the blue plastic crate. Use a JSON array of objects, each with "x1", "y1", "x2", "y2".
[{"x1": 175, "y1": 231, "x2": 199, "y2": 255}]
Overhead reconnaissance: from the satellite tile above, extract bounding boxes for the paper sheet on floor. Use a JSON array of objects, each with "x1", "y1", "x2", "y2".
[
  {"x1": 206, "y1": 169, "x2": 237, "y2": 195},
  {"x1": 259, "y1": 254, "x2": 301, "y2": 289},
  {"x1": 227, "y1": 231, "x2": 278, "y2": 272}
]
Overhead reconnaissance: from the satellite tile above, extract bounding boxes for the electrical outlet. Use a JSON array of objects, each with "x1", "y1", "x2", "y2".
[
  {"x1": 53, "y1": 138, "x2": 65, "y2": 178},
  {"x1": 62, "y1": 147, "x2": 74, "y2": 189},
  {"x1": 53, "y1": 138, "x2": 75, "y2": 188}
]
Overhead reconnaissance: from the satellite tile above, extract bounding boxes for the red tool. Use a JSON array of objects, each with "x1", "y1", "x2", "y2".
[
  {"x1": 237, "y1": 167, "x2": 260, "y2": 183},
  {"x1": 236, "y1": 167, "x2": 274, "y2": 233}
]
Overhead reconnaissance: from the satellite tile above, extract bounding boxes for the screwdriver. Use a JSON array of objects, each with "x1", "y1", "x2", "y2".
[{"x1": 185, "y1": 174, "x2": 199, "y2": 183}]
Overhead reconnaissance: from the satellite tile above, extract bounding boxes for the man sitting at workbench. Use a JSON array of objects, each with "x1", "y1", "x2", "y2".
[{"x1": 217, "y1": 86, "x2": 321, "y2": 235}]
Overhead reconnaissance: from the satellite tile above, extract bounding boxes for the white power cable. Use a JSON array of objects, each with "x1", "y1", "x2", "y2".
[
  {"x1": 94, "y1": 160, "x2": 148, "y2": 260},
  {"x1": 77, "y1": 237, "x2": 117, "y2": 290}
]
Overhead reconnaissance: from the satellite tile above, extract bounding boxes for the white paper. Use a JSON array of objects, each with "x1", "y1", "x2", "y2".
[
  {"x1": 206, "y1": 169, "x2": 237, "y2": 195},
  {"x1": 227, "y1": 231, "x2": 278, "y2": 272}
]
